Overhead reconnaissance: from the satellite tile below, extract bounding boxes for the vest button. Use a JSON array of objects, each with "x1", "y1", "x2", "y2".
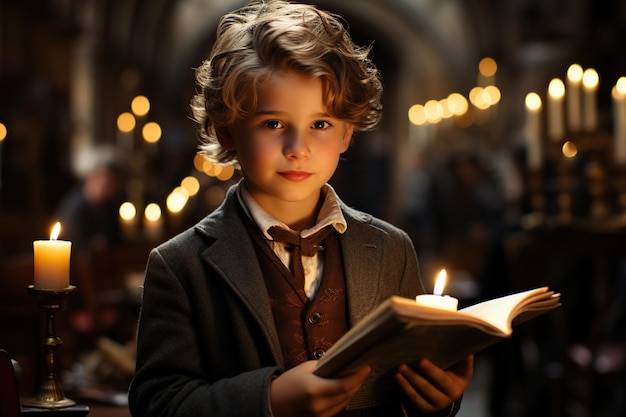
[
  {"x1": 308, "y1": 311, "x2": 322, "y2": 325},
  {"x1": 313, "y1": 348, "x2": 325, "y2": 359}
]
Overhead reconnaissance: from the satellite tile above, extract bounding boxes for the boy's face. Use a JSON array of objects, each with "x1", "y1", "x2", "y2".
[{"x1": 220, "y1": 70, "x2": 353, "y2": 223}]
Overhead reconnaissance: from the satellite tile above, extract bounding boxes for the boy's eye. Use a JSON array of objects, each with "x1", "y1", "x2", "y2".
[
  {"x1": 263, "y1": 120, "x2": 283, "y2": 129},
  {"x1": 312, "y1": 120, "x2": 330, "y2": 129}
]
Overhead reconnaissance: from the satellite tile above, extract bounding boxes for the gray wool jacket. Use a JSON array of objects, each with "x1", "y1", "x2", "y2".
[{"x1": 128, "y1": 184, "x2": 460, "y2": 417}]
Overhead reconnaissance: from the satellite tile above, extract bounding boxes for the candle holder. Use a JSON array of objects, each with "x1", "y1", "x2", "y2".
[{"x1": 23, "y1": 285, "x2": 76, "y2": 408}]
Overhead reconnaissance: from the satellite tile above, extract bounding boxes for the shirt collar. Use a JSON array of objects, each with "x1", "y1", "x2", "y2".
[{"x1": 237, "y1": 182, "x2": 347, "y2": 240}]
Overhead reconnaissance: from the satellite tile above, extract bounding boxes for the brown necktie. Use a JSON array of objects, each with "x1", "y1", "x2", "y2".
[{"x1": 268, "y1": 225, "x2": 334, "y2": 285}]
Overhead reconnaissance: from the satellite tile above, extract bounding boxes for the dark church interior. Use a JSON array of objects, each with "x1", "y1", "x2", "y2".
[{"x1": 1, "y1": 0, "x2": 626, "y2": 416}]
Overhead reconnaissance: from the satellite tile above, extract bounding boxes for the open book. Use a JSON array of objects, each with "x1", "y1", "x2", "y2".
[{"x1": 314, "y1": 286, "x2": 561, "y2": 409}]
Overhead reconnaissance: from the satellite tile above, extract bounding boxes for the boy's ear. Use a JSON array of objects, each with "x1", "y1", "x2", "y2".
[
  {"x1": 216, "y1": 127, "x2": 236, "y2": 150},
  {"x1": 340, "y1": 124, "x2": 354, "y2": 153}
]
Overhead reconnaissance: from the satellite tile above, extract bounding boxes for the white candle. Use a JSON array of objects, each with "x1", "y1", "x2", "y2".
[
  {"x1": 143, "y1": 202, "x2": 163, "y2": 241},
  {"x1": 582, "y1": 68, "x2": 599, "y2": 133},
  {"x1": 524, "y1": 92, "x2": 543, "y2": 170},
  {"x1": 33, "y1": 222, "x2": 72, "y2": 289},
  {"x1": 566, "y1": 64, "x2": 583, "y2": 133},
  {"x1": 415, "y1": 269, "x2": 458, "y2": 311},
  {"x1": 119, "y1": 201, "x2": 138, "y2": 241},
  {"x1": 613, "y1": 77, "x2": 626, "y2": 164},
  {"x1": 547, "y1": 78, "x2": 565, "y2": 142}
]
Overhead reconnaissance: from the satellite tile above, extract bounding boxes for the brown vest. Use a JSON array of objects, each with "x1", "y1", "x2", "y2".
[{"x1": 247, "y1": 220, "x2": 349, "y2": 369}]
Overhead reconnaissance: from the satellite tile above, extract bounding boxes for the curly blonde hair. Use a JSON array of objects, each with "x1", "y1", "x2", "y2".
[{"x1": 190, "y1": 0, "x2": 383, "y2": 166}]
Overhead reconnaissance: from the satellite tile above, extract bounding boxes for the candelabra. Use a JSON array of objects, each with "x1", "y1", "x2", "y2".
[{"x1": 23, "y1": 285, "x2": 76, "y2": 408}]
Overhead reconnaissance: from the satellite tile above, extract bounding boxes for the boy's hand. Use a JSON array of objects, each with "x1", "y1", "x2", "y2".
[
  {"x1": 394, "y1": 355, "x2": 474, "y2": 414},
  {"x1": 270, "y1": 361, "x2": 370, "y2": 417}
]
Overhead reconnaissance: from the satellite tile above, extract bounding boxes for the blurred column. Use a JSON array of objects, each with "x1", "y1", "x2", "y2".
[{"x1": 70, "y1": 0, "x2": 102, "y2": 177}]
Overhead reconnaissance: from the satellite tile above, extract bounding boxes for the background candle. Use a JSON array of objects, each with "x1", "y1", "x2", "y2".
[
  {"x1": 33, "y1": 222, "x2": 72, "y2": 289},
  {"x1": 582, "y1": 68, "x2": 599, "y2": 133},
  {"x1": 524, "y1": 92, "x2": 543, "y2": 170},
  {"x1": 566, "y1": 64, "x2": 583, "y2": 133},
  {"x1": 547, "y1": 78, "x2": 565, "y2": 142},
  {"x1": 613, "y1": 77, "x2": 626, "y2": 165}
]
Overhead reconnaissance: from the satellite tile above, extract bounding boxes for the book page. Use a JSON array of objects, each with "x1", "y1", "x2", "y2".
[{"x1": 458, "y1": 287, "x2": 552, "y2": 334}]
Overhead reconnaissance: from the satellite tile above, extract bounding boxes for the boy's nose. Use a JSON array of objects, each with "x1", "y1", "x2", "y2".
[{"x1": 284, "y1": 131, "x2": 311, "y2": 159}]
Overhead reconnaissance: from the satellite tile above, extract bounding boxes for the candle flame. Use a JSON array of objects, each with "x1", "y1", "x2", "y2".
[
  {"x1": 616, "y1": 77, "x2": 626, "y2": 96},
  {"x1": 567, "y1": 64, "x2": 583, "y2": 83},
  {"x1": 433, "y1": 269, "x2": 447, "y2": 296},
  {"x1": 548, "y1": 78, "x2": 565, "y2": 99},
  {"x1": 50, "y1": 222, "x2": 61, "y2": 240},
  {"x1": 525, "y1": 92, "x2": 542, "y2": 111},
  {"x1": 582, "y1": 68, "x2": 599, "y2": 90}
]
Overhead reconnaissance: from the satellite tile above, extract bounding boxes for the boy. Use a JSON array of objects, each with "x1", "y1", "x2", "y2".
[{"x1": 128, "y1": 1, "x2": 473, "y2": 416}]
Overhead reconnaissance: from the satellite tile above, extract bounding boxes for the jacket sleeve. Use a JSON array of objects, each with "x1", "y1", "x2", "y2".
[{"x1": 128, "y1": 248, "x2": 277, "y2": 417}]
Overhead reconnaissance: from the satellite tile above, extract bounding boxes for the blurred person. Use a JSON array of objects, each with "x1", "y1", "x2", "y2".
[{"x1": 55, "y1": 145, "x2": 126, "y2": 253}]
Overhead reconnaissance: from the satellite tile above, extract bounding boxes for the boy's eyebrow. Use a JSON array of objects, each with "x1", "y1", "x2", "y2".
[{"x1": 252, "y1": 109, "x2": 333, "y2": 118}]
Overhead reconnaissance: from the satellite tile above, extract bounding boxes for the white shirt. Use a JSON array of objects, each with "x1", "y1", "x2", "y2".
[{"x1": 237, "y1": 182, "x2": 347, "y2": 299}]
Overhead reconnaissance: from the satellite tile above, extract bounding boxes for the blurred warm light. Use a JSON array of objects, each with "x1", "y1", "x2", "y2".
[
  {"x1": 166, "y1": 187, "x2": 189, "y2": 213},
  {"x1": 484, "y1": 85, "x2": 501, "y2": 105},
  {"x1": 203, "y1": 160, "x2": 223, "y2": 177},
  {"x1": 408, "y1": 104, "x2": 426, "y2": 125},
  {"x1": 616, "y1": 77, "x2": 626, "y2": 95},
  {"x1": 438, "y1": 99, "x2": 453, "y2": 118},
  {"x1": 525, "y1": 92, "x2": 542, "y2": 111},
  {"x1": 446, "y1": 93, "x2": 468, "y2": 116},
  {"x1": 469, "y1": 87, "x2": 490, "y2": 110},
  {"x1": 567, "y1": 64, "x2": 584, "y2": 83},
  {"x1": 142, "y1": 121, "x2": 162, "y2": 143},
  {"x1": 582, "y1": 68, "x2": 599, "y2": 91},
  {"x1": 119, "y1": 202, "x2": 137, "y2": 220},
  {"x1": 562, "y1": 141, "x2": 578, "y2": 158},
  {"x1": 181, "y1": 176, "x2": 200, "y2": 196},
  {"x1": 216, "y1": 165, "x2": 235, "y2": 181},
  {"x1": 117, "y1": 112, "x2": 136, "y2": 132},
  {"x1": 0, "y1": 122, "x2": 7, "y2": 141},
  {"x1": 144, "y1": 203, "x2": 162, "y2": 222},
  {"x1": 548, "y1": 78, "x2": 565, "y2": 99},
  {"x1": 479, "y1": 57, "x2": 497, "y2": 77},
  {"x1": 424, "y1": 99, "x2": 443, "y2": 123},
  {"x1": 131, "y1": 95, "x2": 150, "y2": 117},
  {"x1": 193, "y1": 154, "x2": 206, "y2": 172}
]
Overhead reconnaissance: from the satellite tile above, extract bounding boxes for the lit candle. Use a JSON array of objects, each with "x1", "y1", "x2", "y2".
[
  {"x1": 613, "y1": 77, "x2": 626, "y2": 165},
  {"x1": 119, "y1": 201, "x2": 138, "y2": 241},
  {"x1": 547, "y1": 78, "x2": 565, "y2": 142},
  {"x1": 33, "y1": 222, "x2": 72, "y2": 289},
  {"x1": 143, "y1": 202, "x2": 163, "y2": 241},
  {"x1": 524, "y1": 92, "x2": 543, "y2": 170},
  {"x1": 415, "y1": 269, "x2": 458, "y2": 311},
  {"x1": 566, "y1": 64, "x2": 583, "y2": 133},
  {"x1": 582, "y1": 68, "x2": 599, "y2": 133}
]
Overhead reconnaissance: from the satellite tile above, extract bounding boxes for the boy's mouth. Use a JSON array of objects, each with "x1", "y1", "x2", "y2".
[{"x1": 279, "y1": 171, "x2": 312, "y2": 182}]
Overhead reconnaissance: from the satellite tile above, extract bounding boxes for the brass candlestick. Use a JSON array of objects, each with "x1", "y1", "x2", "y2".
[{"x1": 23, "y1": 285, "x2": 76, "y2": 408}]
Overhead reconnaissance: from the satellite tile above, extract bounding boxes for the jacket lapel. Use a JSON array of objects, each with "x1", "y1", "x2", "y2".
[
  {"x1": 340, "y1": 206, "x2": 388, "y2": 326},
  {"x1": 195, "y1": 188, "x2": 284, "y2": 365}
]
